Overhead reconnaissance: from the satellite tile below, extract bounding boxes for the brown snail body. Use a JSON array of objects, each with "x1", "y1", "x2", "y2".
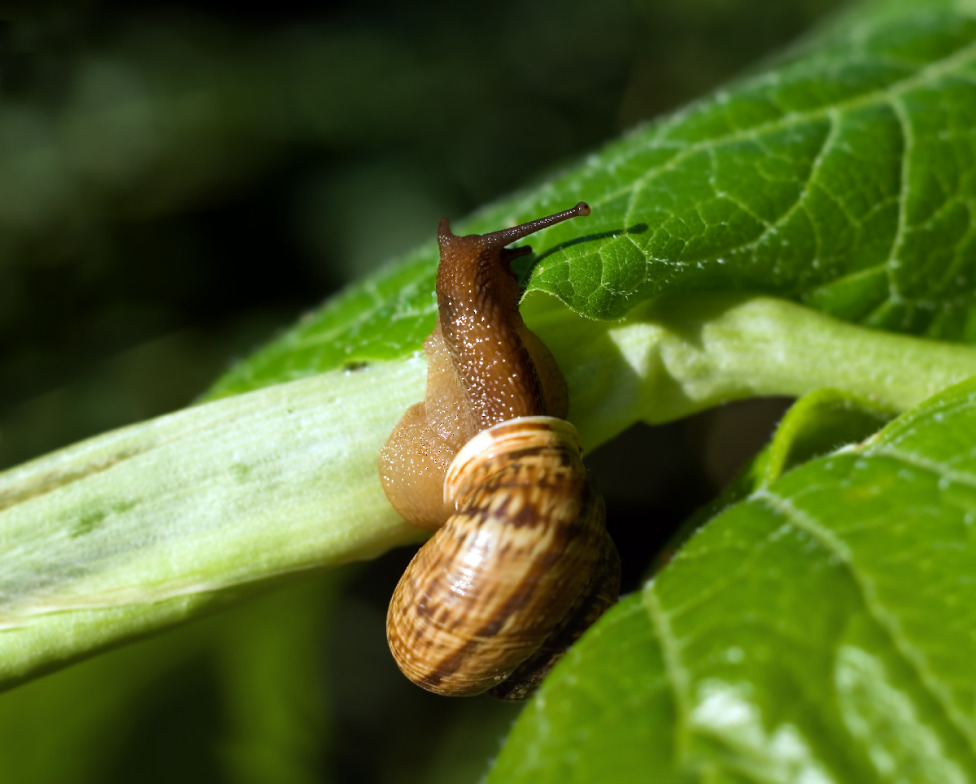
[{"x1": 379, "y1": 203, "x2": 619, "y2": 699}]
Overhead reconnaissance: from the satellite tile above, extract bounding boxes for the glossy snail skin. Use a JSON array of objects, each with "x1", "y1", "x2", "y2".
[{"x1": 379, "y1": 203, "x2": 620, "y2": 699}]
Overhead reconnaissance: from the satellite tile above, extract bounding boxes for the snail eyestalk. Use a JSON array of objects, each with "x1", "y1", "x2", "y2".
[{"x1": 476, "y1": 201, "x2": 591, "y2": 248}]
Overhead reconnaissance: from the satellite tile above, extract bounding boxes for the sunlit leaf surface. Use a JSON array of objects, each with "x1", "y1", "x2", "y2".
[{"x1": 208, "y1": 4, "x2": 976, "y2": 398}]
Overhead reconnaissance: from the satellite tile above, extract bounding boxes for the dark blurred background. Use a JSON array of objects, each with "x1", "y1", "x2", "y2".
[{"x1": 0, "y1": 1, "x2": 842, "y2": 782}]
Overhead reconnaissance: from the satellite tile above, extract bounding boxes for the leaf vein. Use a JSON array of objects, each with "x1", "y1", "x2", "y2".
[
  {"x1": 643, "y1": 584, "x2": 692, "y2": 763},
  {"x1": 753, "y1": 486, "x2": 975, "y2": 748}
]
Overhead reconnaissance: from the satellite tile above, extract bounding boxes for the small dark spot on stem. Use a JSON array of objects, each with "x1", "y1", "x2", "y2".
[{"x1": 230, "y1": 463, "x2": 252, "y2": 482}]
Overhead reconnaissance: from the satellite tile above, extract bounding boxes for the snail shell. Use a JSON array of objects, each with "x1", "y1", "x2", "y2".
[{"x1": 386, "y1": 416, "x2": 620, "y2": 699}]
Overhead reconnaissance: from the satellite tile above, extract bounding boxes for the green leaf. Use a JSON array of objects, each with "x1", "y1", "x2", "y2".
[
  {"x1": 205, "y1": 256, "x2": 439, "y2": 399},
  {"x1": 654, "y1": 388, "x2": 895, "y2": 571},
  {"x1": 489, "y1": 376, "x2": 976, "y2": 783},
  {"x1": 755, "y1": 388, "x2": 894, "y2": 483},
  {"x1": 208, "y1": 0, "x2": 976, "y2": 398}
]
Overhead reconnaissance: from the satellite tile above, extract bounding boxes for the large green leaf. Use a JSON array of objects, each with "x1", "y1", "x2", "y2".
[
  {"x1": 207, "y1": 0, "x2": 976, "y2": 398},
  {"x1": 489, "y1": 375, "x2": 976, "y2": 783}
]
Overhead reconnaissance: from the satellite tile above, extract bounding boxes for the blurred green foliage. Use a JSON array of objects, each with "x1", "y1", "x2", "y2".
[{"x1": 0, "y1": 1, "x2": 844, "y2": 782}]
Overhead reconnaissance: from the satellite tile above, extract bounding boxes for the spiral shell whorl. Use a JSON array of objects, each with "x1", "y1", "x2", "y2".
[
  {"x1": 386, "y1": 417, "x2": 606, "y2": 697},
  {"x1": 444, "y1": 416, "x2": 582, "y2": 506}
]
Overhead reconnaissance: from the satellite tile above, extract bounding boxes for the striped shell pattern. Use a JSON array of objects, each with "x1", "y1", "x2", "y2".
[{"x1": 386, "y1": 416, "x2": 619, "y2": 699}]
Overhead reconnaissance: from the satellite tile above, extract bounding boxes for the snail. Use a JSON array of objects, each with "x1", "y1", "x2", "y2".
[{"x1": 379, "y1": 202, "x2": 620, "y2": 700}]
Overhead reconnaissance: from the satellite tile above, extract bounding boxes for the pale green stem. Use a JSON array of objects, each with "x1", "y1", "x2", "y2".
[
  {"x1": 3, "y1": 291, "x2": 976, "y2": 691},
  {"x1": 531, "y1": 292, "x2": 976, "y2": 447},
  {"x1": 0, "y1": 359, "x2": 426, "y2": 690}
]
